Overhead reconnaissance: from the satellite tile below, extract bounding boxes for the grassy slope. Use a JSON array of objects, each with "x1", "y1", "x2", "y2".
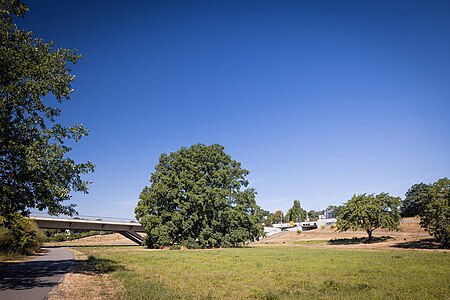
[{"x1": 78, "y1": 247, "x2": 450, "y2": 300}]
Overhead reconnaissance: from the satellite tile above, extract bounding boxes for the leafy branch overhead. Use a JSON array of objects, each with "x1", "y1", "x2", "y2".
[{"x1": 0, "y1": 0, "x2": 94, "y2": 218}]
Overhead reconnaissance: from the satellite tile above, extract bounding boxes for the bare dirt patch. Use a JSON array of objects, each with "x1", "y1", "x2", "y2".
[
  {"x1": 254, "y1": 217, "x2": 447, "y2": 251},
  {"x1": 48, "y1": 249, "x2": 122, "y2": 300}
]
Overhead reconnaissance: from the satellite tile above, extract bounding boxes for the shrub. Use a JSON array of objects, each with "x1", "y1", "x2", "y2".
[
  {"x1": 0, "y1": 213, "x2": 43, "y2": 254},
  {"x1": 169, "y1": 245, "x2": 181, "y2": 250},
  {"x1": 321, "y1": 225, "x2": 326, "y2": 229},
  {"x1": 330, "y1": 224, "x2": 336, "y2": 230},
  {"x1": 297, "y1": 229, "x2": 302, "y2": 235},
  {"x1": 182, "y1": 238, "x2": 201, "y2": 249}
]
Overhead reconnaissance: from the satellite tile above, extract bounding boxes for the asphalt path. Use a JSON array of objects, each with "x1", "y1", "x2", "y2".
[{"x1": 0, "y1": 247, "x2": 73, "y2": 300}]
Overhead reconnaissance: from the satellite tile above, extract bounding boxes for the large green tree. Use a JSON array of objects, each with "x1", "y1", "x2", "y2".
[
  {"x1": 285, "y1": 200, "x2": 306, "y2": 222},
  {"x1": 135, "y1": 144, "x2": 263, "y2": 248},
  {"x1": 0, "y1": 0, "x2": 94, "y2": 221},
  {"x1": 414, "y1": 178, "x2": 450, "y2": 247},
  {"x1": 336, "y1": 193, "x2": 401, "y2": 241}
]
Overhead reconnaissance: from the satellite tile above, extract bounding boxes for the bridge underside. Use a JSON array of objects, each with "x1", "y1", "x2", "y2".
[{"x1": 32, "y1": 217, "x2": 145, "y2": 245}]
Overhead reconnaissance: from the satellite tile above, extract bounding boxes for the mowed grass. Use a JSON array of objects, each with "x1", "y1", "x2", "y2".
[{"x1": 76, "y1": 246, "x2": 450, "y2": 300}]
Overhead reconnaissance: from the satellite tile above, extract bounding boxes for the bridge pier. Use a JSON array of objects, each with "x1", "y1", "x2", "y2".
[{"x1": 119, "y1": 231, "x2": 144, "y2": 245}]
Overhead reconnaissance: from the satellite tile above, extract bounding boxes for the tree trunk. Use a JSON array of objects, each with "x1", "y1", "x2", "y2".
[{"x1": 367, "y1": 230, "x2": 373, "y2": 242}]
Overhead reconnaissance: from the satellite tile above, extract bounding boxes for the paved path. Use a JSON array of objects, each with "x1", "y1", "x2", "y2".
[{"x1": 0, "y1": 247, "x2": 73, "y2": 300}]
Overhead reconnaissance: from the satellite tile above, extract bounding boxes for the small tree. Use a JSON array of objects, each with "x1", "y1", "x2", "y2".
[
  {"x1": 261, "y1": 210, "x2": 273, "y2": 227},
  {"x1": 337, "y1": 193, "x2": 401, "y2": 242},
  {"x1": 286, "y1": 200, "x2": 306, "y2": 222},
  {"x1": 307, "y1": 210, "x2": 319, "y2": 221},
  {"x1": 272, "y1": 210, "x2": 285, "y2": 224}
]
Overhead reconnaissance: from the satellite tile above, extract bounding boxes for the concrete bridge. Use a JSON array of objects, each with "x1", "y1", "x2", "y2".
[{"x1": 29, "y1": 214, "x2": 145, "y2": 244}]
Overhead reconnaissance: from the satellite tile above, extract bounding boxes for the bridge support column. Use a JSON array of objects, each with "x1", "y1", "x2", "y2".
[{"x1": 119, "y1": 231, "x2": 144, "y2": 245}]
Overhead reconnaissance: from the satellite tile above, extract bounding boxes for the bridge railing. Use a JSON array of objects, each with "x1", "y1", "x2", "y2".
[{"x1": 29, "y1": 212, "x2": 140, "y2": 224}]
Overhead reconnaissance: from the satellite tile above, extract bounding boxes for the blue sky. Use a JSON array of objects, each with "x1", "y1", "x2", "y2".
[{"x1": 22, "y1": 1, "x2": 450, "y2": 218}]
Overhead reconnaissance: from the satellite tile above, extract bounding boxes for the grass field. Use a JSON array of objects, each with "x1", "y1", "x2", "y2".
[{"x1": 76, "y1": 246, "x2": 450, "y2": 300}]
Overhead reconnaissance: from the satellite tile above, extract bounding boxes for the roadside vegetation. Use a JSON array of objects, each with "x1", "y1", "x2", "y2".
[
  {"x1": 77, "y1": 246, "x2": 449, "y2": 300},
  {"x1": 0, "y1": 213, "x2": 43, "y2": 256},
  {"x1": 0, "y1": 0, "x2": 93, "y2": 257}
]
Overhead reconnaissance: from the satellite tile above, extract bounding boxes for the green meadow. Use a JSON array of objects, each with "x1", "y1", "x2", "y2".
[{"x1": 76, "y1": 246, "x2": 450, "y2": 300}]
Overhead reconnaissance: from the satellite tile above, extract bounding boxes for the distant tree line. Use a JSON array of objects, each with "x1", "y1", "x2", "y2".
[
  {"x1": 261, "y1": 178, "x2": 448, "y2": 247},
  {"x1": 335, "y1": 177, "x2": 449, "y2": 246},
  {"x1": 262, "y1": 202, "x2": 343, "y2": 226}
]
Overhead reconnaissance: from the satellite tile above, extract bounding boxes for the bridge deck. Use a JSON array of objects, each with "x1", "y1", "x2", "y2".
[{"x1": 29, "y1": 215, "x2": 145, "y2": 244}]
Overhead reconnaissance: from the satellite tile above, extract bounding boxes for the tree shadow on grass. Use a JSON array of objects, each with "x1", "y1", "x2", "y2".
[
  {"x1": 0, "y1": 258, "x2": 73, "y2": 291},
  {"x1": 391, "y1": 238, "x2": 448, "y2": 250},
  {"x1": 328, "y1": 236, "x2": 392, "y2": 245},
  {"x1": 0, "y1": 254, "x2": 124, "y2": 291},
  {"x1": 73, "y1": 255, "x2": 126, "y2": 275}
]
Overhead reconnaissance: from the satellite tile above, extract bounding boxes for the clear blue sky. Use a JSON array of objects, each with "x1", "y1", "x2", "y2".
[{"x1": 22, "y1": 0, "x2": 450, "y2": 218}]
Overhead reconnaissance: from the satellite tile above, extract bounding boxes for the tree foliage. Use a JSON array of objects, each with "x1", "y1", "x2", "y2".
[
  {"x1": 336, "y1": 193, "x2": 401, "y2": 241},
  {"x1": 324, "y1": 205, "x2": 344, "y2": 218},
  {"x1": 0, "y1": 1, "x2": 94, "y2": 219},
  {"x1": 413, "y1": 178, "x2": 449, "y2": 247},
  {"x1": 135, "y1": 144, "x2": 263, "y2": 248},
  {"x1": 272, "y1": 210, "x2": 285, "y2": 224},
  {"x1": 286, "y1": 200, "x2": 306, "y2": 222},
  {"x1": 400, "y1": 183, "x2": 429, "y2": 217},
  {"x1": 0, "y1": 212, "x2": 43, "y2": 254},
  {"x1": 307, "y1": 210, "x2": 319, "y2": 221}
]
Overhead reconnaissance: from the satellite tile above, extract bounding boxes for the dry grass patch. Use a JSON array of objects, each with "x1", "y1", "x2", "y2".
[{"x1": 48, "y1": 248, "x2": 123, "y2": 300}]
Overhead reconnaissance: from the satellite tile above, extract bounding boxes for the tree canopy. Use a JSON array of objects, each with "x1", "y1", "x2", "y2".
[
  {"x1": 413, "y1": 178, "x2": 449, "y2": 247},
  {"x1": 272, "y1": 210, "x2": 285, "y2": 224},
  {"x1": 307, "y1": 210, "x2": 319, "y2": 221},
  {"x1": 0, "y1": 0, "x2": 94, "y2": 219},
  {"x1": 324, "y1": 205, "x2": 344, "y2": 218},
  {"x1": 336, "y1": 193, "x2": 401, "y2": 241},
  {"x1": 285, "y1": 200, "x2": 306, "y2": 222},
  {"x1": 135, "y1": 144, "x2": 263, "y2": 248},
  {"x1": 400, "y1": 182, "x2": 430, "y2": 217}
]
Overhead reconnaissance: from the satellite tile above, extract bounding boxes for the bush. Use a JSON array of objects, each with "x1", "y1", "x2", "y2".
[
  {"x1": 297, "y1": 229, "x2": 302, "y2": 235},
  {"x1": 321, "y1": 225, "x2": 326, "y2": 229},
  {"x1": 0, "y1": 213, "x2": 43, "y2": 254},
  {"x1": 330, "y1": 224, "x2": 336, "y2": 230},
  {"x1": 169, "y1": 245, "x2": 181, "y2": 250},
  {"x1": 182, "y1": 238, "x2": 201, "y2": 249}
]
